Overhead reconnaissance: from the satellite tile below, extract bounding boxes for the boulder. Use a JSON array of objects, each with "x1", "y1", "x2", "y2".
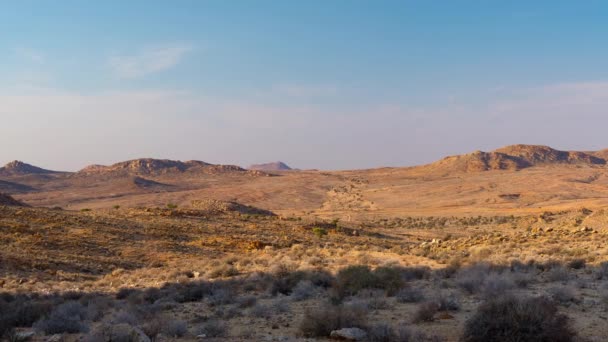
[{"x1": 330, "y1": 327, "x2": 367, "y2": 341}]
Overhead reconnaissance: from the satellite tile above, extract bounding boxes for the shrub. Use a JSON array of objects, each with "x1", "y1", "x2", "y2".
[
  {"x1": 161, "y1": 319, "x2": 188, "y2": 338},
  {"x1": 249, "y1": 304, "x2": 272, "y2": 319},
  {"x1": 335, "y1": 265, "x2": 376, "y2": 298},
  {"x1": 236, "y1": 295, "x2": 257, "y2": 308},
  {"x1": 435, "y1": 292, "x2": 460, "y2": 311},
  {"x1": 367, "y1": 323, "x2": 396, "y2": 342},
  {"x1": 207, "y1": 288, "x2": 235, "y2": 306},
  {"x1": 166, "y1": 203, "x2": 178, "y2": 209},
  {"x1": 175, "y1": 282, "x2": 212, "y2": 302},
  {"x1": 335, "y1": 265, "x2": 406, "y2": 298},
  {"x1": 482, "y1": 274, "x2": 515, "y2": 298},
  {"x1": 291, "y1": 280, "x2": 315, "y2": 301},
  {"x1": 396, "y1": 287, "x2": 425, "y2": 303},
  {"x1": 599, "y1": 284, "x2": 608, "y2": 310},
  {"x1": 401, "y1": 267, "x2": 431, "y2": 281},
  {"x1": 116, "y1": 288, "x2": 136, "y2": 300},
  {"x1": 549, "y1": 286, "x2": 578, "y2": 305},
  {"x1": 312, "y1": 227, "x2": 328, "y2": 238},
  {"x1": 196, "y1": 320, "x2": 227, "y2": 338},
  {"x1": 374, "y1": 266, "x2": 405, "y2": 296},
  {"x1": 567, "y1": 259, "x2": 586, "y2": 270},
  {"x1": 461, "y1": 295, "x2": 575, "y2": 342},
  {"x1": 299, "y1": 304, "x2": 367, "y2": 337},
  {"x1": 596, "y1": 262, "x2": 608, "y2": 280},
  {"x1": 270, "y1": 270, "x2": 306, "y2": 296},
  {"x1": 34, "y1": 301, "x2": 88, "y2": 334},
  {"x1": 546, "y1": 266, "x2": 570, "y2": 283},
  {"x1": 456, "y1": 264, "x2": 490, "y2": 294},
  {"x1": 412, "y1": 302, "x2": 439, "y2": 323}
]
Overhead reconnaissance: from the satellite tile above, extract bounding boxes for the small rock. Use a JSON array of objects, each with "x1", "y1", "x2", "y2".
[
  {"x1": 46, "y1": 335, "x2": 63, "y2": 342},
  {"x1": 15, "y1": 330, "x2": 35, "y2": 341},
  {"x1": 330, "y1": 327, "x2": 367, "y2": 341}
]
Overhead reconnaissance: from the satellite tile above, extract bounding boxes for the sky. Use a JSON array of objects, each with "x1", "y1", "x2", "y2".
[{"x1": 2, "y1": 1, "x2": 608, "y2": 171}]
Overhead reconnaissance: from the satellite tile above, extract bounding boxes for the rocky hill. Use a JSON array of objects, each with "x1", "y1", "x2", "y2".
[
  {"x1": 0, "y1": 160, "x2": 62, "y2": 176},
  {"x1": 249, "y1": 161, "x2": 292, "y2": 171},
  {"x1": 75, "y1": 158, "x2": 257, "y2": 177},
  {"x1": 426, "y1": 145, "x2": 607, "y2": 173}
]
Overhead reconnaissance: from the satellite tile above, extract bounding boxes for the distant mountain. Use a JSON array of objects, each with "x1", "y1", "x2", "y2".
[
  {"x1": 425, "y1": 145, "x2": 607, "y2": 173},
  {"x1": 249, "y1": 161, "x2": 293, "y2": 171},
  {"x1": 0, "y1": 160, "x2": 62, "y2": 176},
  {"x1": 75, "y1": 158, "x2": 262, "y2": 177}
]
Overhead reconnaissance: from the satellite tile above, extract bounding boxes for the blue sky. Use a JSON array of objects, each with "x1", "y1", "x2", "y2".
[{"x1": 2, "y1": 1, "x2": 608, "y2": 170}]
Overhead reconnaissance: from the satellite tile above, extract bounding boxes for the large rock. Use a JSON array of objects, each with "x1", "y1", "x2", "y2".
[{"x1": 330, "y1": 327, "x2": 367, "y2": 341}]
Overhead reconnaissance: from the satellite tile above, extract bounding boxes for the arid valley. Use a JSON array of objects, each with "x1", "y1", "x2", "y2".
[{"x1": 2, "y1": 144, "x2": 608, "y2": 341}]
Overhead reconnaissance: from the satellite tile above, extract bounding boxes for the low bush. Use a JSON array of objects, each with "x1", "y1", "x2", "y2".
[
  {"x1": 335, "y1": 265, "x2": 377, "y2": 298},
  {"x1": 367, "y1": 323, "x2": 396, "y2": 342},
  {"x1": 34, "y1": 301, "x2": 88, "y2": 334},
  {"x1": 549, "y1": 286, "x2": 578, "y2": 305},
  {"x1": 412, "y1": 302, "x2": 439, "y2": 323},
  {"x1": 396, "y1": 287, "x2": 425, "y2": 303},
  {"x1": 482, "y1": 274, "x2": 516, "y2": 298},
  {"x1": 291, "y1": 280, "x2": 315, "y2": 301},
  {"x1": 196, "y1": 320, "x2": 227, "y2": 338},
  {"x1": 299, "y1": 303, "x2": 367, "y2": 337},
  {"x1": 161, "y1": 319, "x2": 188, "y2": 338},
  {"x1": 461, "y1": 295, "x2": 575, "y2": 342},
  {"x1": 335, "y1": 265, "x2": 406, "y2": 298},
  {"x1": 546, "y1": 266, "x2": 571, "y2": 283},
  {"x1": 567, "y1": 259, "x2": 586, "y2": 270}
]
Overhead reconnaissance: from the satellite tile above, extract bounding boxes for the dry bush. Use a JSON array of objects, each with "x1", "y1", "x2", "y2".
[
  {"x1": 335, "y1": 265, "x2": 405, "y2": 298},
  {"x1": 161, "y1": 319, "x2": 188, "y2": 338},
  {"x1": 549, "y1": 286, "x2": 578, "y2": 305},
  {"x1": 299, "y1": 303, "x2": 367, "y2": 337},
  {"x1": 412, "y1": 302, "x2": 439, "y2": 323},
  {"x1": 196, "y1": 320, "x2": 228, "y2": 338},
  {"x1": 567, "y1": 259, "x2": 586, "y2": 270},
  {"x1": 481, "y1": 274, "x2": 516, "y2": 298},
  {"x1": 291, "y1": 280, "x2": 315, "y2": 301},
  {"x1": 434, "y1": 292, "x2": 460, "y2": 311},
  {"x1": 546, "y1": 266, "x2": 571, "y2": 283},
  {"x1": 396, "y1": 287, "x2": 425, "y2": 303},
  {"x1": 461, "y1": 295, "x2": 575, "y2": 342},
  {"x1": 0, "y1": 297, "x2": 53, "y2": 335},
  {"x1": 456, "y1": 264, "x2": 490, "y2": 294},
  {"x1": 34, "y1": 301, "x2": 88, "y2": 334},
  {"x1": 595, "y1": 262, "x2": 608, "y2": 280},
  {"x1": 236, "y1": 295, "x2": 257, "y2": 308},
  {"x1": 367, "y1": 323, "x2": 396, "y2": 342}
]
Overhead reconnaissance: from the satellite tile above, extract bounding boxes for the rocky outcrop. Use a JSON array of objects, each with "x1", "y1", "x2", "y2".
[{"x1": 0, "y1": 160, "x2": 61, "y2": 176}]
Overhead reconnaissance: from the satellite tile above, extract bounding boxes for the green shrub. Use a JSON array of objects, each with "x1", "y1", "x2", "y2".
[
  {"x1": 312, "y1": 227, "x2": 327, "y2": 238},
  {"x1": 335, "y1": 265, "x2": 377, "y2": 298}
]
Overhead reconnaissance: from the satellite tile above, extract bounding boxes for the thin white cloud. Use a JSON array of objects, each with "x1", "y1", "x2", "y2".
[
  {"x1": 108, "y1": 45, "x2": 193, "y2": 79},
  {"x1": 13, "y1": 47, "x2": 45, "y2": 64},
  {"x1": 272, "y1": 84, "x2": 339, "y2": 97}
]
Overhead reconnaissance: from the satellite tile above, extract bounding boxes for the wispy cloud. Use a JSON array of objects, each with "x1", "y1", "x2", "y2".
[
  {"x1": 272, "y1": 84, "x2": 339, "y2": 97},
  {"x1": 108, "y1": 44, "x2": 193, "y2": 79},
  {"x1": 13, "y1": 47, "x2": 45, "y2": 64}
]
